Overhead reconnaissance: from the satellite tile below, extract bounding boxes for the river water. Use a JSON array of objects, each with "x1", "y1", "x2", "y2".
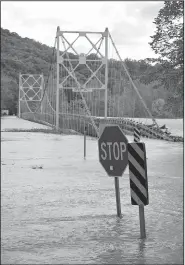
[{"x1": 1, "y1": 117, "x2": 183, "y2": 264}]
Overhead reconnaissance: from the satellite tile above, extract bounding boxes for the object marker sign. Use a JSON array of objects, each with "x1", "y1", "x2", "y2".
[{"x1": 128, "y1": 142, "x2": 149, "y2": 205}]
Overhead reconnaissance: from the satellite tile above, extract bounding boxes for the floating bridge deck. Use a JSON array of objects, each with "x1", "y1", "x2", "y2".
[
  {"x1": 94, "y1": 117, "x2": 183, "y2": 142},
  {"x1": 22, "y1": 113, "x2": 183, "y2": 142}
]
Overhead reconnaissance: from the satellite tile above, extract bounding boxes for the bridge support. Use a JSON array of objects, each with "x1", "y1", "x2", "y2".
[
  {"x1": 40, "y1": 73, "x2": 44, "y2": 115},
  {"x1": 18, "y1": 73, "x2": 44, "y2": 117},
  {"x1": 56, "y1": 26, "x2": 60, "y2": 131},
  {"x1": 55, "y1": 27, "x2": 109, "y2": 136}
]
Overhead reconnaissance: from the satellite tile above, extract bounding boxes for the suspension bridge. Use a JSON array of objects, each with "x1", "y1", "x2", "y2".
[{"x1": 18, "y1": 27, "x2": 183, "y2": 142}]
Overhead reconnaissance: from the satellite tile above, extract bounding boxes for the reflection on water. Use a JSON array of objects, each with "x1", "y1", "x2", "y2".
[
  {"x1": 138, "y1": 239, "x2": 146, "y2": 264},
  {"x1": 94, "y1": 218, "x2": 148, "y2": 264}
]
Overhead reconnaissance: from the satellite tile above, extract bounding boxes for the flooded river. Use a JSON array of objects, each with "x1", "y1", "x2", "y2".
[{"x1": 1, "y1": 117, "x2": 183, "y2": 264}]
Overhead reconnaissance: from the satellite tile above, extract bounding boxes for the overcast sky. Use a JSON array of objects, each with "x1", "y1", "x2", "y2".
[{"x1": 1, "y1": 1, "x2": 164, "y2": 60}]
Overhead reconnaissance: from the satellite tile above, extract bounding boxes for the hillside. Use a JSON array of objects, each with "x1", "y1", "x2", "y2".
[
  {"x1": 1, "y1": 28, "x2": 183, "y2": 117},
  {"x1": 1, "y1": 28, "x2": 54, "y2": 114}
]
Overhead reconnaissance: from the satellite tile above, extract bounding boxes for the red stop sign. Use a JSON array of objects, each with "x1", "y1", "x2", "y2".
[{"x1": 98, "y1": 125, "x2": 128, "y2": 176}]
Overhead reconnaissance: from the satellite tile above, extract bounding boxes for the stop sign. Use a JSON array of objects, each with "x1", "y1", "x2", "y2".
[{"x1": 98, "y1": 125, "x2": 128, "y2": 176}]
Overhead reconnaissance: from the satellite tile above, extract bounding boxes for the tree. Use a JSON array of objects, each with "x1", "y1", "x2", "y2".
[
  {"x1": 150, "y1": 1, "x2": 183, "y2": 69},
  {"x1": 152, "y1": 98, "x2": 165, "y2": 117},
  {"x1": 1, "y1": 73, "x2": 18, "y2": 114},
  {"x1": 148, "y1": 1, "x2": 184, "y2": 117}
]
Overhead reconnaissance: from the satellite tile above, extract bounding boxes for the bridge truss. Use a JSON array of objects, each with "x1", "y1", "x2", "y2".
[{"x1": 18, "y1": 27, "x2": 181, "y2": 141}]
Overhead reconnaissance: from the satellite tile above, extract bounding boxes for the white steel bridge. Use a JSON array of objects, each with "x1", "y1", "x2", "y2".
[{"x1": 18, "y1": 27, "x2": 183, "y2": 142}]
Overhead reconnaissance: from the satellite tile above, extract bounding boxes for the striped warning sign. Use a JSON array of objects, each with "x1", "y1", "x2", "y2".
[
  {"x1": 134, "y1": 127, "x2": 140, "y2": 142},
  {"x1": 128, "y1": 142, "x2": 149, "y2": 206}
]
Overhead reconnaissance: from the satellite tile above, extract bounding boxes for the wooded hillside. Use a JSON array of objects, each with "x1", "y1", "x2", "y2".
[{"x1": 1, "y1": 27, "x2": 183, "y2": 117}]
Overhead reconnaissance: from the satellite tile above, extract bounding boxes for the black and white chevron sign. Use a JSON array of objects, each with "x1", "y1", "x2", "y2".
[
  {"x1": 134, "y1": 128, "x2": 140, "y2": 142},
  {"x1": 128, "y1": 142, "x2": 149, "y2": 206}
]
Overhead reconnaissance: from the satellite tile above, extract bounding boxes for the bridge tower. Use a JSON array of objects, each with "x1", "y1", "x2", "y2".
[
  {"x1": 55, "y1": 27, "x2": 109, "y2": 131},
  {"x1": 18, "y1": 73, "x2": 44, "y2": 118}
]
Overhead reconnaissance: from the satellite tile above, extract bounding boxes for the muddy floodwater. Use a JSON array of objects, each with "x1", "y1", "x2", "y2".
[{"x1": 1, "y1": 117, "x2": 183, "y2": 264}]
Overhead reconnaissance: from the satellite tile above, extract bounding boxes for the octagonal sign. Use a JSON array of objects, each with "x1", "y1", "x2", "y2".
[{"x1": 98, "y1": 125, "x2": 128, "y2": 176}]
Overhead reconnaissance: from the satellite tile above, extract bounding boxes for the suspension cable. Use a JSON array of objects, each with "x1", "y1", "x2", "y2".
[
  {"x1": 33, "y1": 37, "x2": 57, "y2": 114},
  {"x1": 108, "y1": 31, "x2": 159, "y2": 129}
]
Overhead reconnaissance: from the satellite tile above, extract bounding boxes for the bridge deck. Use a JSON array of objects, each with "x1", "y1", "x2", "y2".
[
  {"x1": 19, "y1": 113, "x2": 183, "y2": 142},
  {"x1": 1, "y1": 116, "x2": 52, "y2": 132}
]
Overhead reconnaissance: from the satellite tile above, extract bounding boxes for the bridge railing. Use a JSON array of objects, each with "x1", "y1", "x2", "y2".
[{"x1": 21, "y1": 112, "x2": 183, "y2": 142}]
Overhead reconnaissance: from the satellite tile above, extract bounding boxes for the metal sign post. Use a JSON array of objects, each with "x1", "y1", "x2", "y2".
[
  {"x1": 18, "y1": 73, "x2": 21, "y2": 118},
  {"x1": 114, "y1": 177, "x2": 121, "y2": 217},
  {"x1": 98, "y1": 125, "x2": 128, "y2": 218},
  {"x1": 104, "y1": 28, "x2": 108, "y2": 119},
  {"x1": 127, "y1": 128, "x2": 149, "y2": 238},
  {"x1": 139, "y1": 204, "x2": 146, "y2": 238},
  {"x1": 84, "y1": 125, "x2": 87, "y2": 159}
]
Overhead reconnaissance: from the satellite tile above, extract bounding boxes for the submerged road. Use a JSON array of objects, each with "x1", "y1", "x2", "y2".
[{"x1": 1, "y1": 116, "x2": 183, "y2": 264}]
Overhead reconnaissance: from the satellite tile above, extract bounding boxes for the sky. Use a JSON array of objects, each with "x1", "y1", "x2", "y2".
[{"x1": 1, "y1": 1, "x2": 164, "y2": 60}]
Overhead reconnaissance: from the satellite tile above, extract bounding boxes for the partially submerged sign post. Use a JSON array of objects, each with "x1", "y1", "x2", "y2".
[
  {"x1": 128, "y1": 128, "x2": 149, "y2": 238},
  {"x1": 84, "y1": 125, "x2": 87, "y2": 159},
  {"x1": 98, "y1": 125, "x2": 128, "y2": 217},
  {"x1": 98, "y1": 125, "x2": 149, "y2": 237}
]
